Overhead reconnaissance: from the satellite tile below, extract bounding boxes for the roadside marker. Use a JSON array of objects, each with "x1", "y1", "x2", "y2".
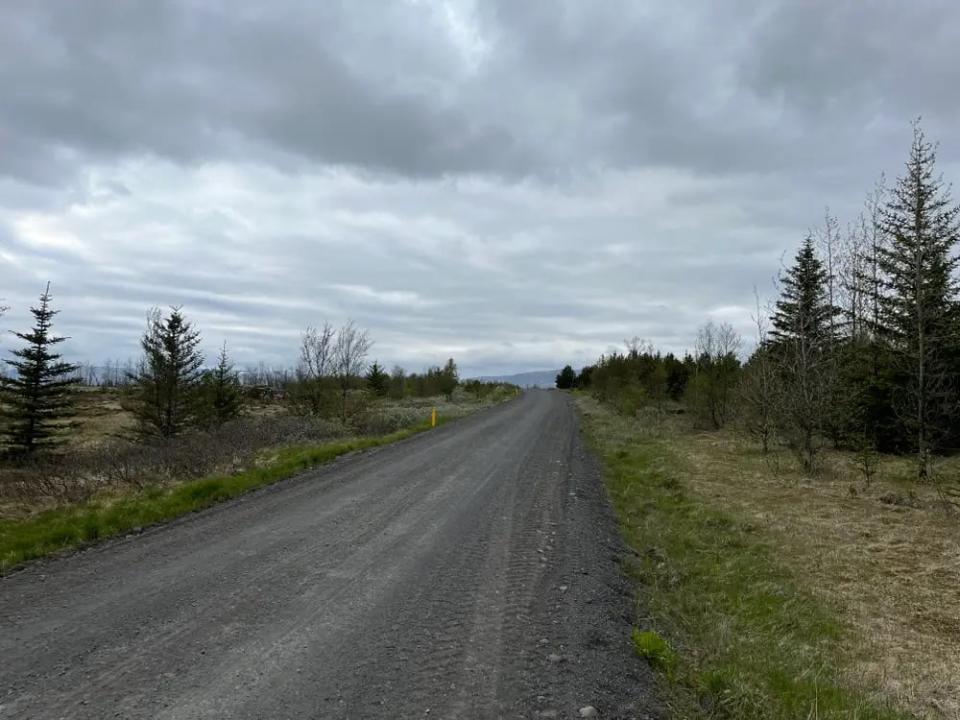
[{"x1": 431, "y1": 408, "x2": 437, "y2": 428}]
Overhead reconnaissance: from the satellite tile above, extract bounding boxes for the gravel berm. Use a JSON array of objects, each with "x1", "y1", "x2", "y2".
[{"x1": 1, "y1": 389, "x2": 661, "y2": 719}]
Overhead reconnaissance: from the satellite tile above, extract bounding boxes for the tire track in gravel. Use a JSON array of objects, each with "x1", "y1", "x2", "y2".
[{"x1": 1, "y1": 390, "x2": 661, "y2": 719}]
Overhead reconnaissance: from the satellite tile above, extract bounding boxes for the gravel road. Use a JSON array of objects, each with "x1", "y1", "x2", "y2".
[{"x1": 1, "y1": 390, "x2": 659, "y2": 719}]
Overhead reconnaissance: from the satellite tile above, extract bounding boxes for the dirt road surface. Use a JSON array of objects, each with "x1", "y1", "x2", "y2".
[{"x1": 1, "y1": 390, "x2": 658, "y2": 719}]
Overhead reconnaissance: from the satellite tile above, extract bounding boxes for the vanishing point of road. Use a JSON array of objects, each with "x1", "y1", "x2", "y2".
[{"x1": 1, "y1": 390, "x2": 658, "y2": 719}]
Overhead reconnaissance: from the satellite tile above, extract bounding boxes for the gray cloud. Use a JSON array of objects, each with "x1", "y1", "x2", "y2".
[
  {"x1": 0, "y1": 1, "x2": 534, "y2": 183},
  {"x1": 2, "y1": 1, "x2": 960, "y2": 375},
  {"x1": 7, "y1": 0, "x2": 957, "y2": 185}
]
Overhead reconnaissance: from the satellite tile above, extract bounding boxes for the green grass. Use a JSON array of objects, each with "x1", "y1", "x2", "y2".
[
  {"x1": 0, "y1": 420, "x2": 442, "y2": 575},
  {"x1": 633, "y1": 629, "x2": 678, "y2": 676},
  {"x1": 578, "y1": 399, "x2": 914, "y2": 720}
]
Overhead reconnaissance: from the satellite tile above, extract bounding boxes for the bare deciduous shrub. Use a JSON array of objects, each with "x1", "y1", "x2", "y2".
[
  {"x1": 352, "y1": 406, "x2": 423, "y2": 436},
  {"x1": 0, "y1": 413, "x2": 344, "y2": 504},
  {"x1": 853, "y1": 429, "x2": 880, "y2": 488},
  {"x1": 687, "y1": 321, "x2": 741, "y2": 430},
  {"x1": 739, "y1": 291, "x2": 778, "y2": 454},
  {"x1": 0, "y1": 459, "x2": 93, "y2": 504},
  {"x1": 300, "y1": 322, "x2": 335, "y2": 380},
  {"x1": 333, "y1": 321, "x2": 372, "y2": 423}
]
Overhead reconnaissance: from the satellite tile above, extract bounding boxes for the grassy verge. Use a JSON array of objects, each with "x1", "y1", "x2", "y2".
[
  {"x1": 0, "y1": 420, "x2": 442, "y2": 575},
  {"x1": 576, "y1": 395, "x2": 916, "y2": 720}
]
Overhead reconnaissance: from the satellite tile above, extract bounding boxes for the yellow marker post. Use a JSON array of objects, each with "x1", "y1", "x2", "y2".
[{"x1": 431, "y1": 408, "x2": 437, "y2": 428}]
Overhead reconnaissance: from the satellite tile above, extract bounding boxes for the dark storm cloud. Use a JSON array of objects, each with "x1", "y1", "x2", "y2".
[
  {"x1": 2, "y1": 1, "x2": 960, "y2": 374},
  {"x1": 0, "y1": 1, "x2": 536, "y2": 184},
  {"x1": 4, "y1": 1, "x2": 959, "y2": 183}
]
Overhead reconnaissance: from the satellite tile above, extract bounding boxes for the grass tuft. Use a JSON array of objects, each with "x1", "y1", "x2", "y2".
[{"x1": 633, "y1": 628, "x2": 678, "y2": 676}]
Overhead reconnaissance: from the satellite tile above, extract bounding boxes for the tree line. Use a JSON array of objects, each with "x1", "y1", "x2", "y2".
[
  {"x1": 0, "y1": 300, "x2": 245, "y2": 453},
  {"x1": 566, "y1": 121, "x2": 960, "y2": 482},
  {"x1": 0, "y1": 297, "x2": 468, "y2": 455}
]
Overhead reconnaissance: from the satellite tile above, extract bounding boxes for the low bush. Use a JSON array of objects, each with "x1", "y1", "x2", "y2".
[
  {"x1": 0, "y1": 426, "x2": 434, "y2": 573},
  {"x1": 0, "y1": 413, "x2": 343, "y2": 509}
]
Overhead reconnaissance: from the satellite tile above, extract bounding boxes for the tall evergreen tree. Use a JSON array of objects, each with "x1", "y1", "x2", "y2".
[
  {"x1": 769, "y1": 238, "x2": 840, "y2": 471},
  {"x1": 1, "y1": 284, "x2": 79, "y2": 454},
  {"x1": 876, "y1": 122, "x2": 960, "y2": 479},
  {"x1": 131, "y1": 307, "x2": 205, "y2": 438},
  {"x1": 771, "y1": 236, "x2": 840, "y2": 347},
  {"x1": 439, "y1": 358, "x2": 459, "y2": 400},
  {"x1": 556, "y1": 365, "x2": 577, "y2": 389},
  {"x1": 199, "y1": 342, "x2": 243, "y2": 427},
  {"x1": 365, "y1": 361, "x2": 389, "y2": 397}
]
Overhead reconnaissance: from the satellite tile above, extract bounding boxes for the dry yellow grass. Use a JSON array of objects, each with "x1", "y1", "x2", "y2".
[
  {"x1": 676, "y1": 429, "x2": 960, "y2": 719},
  {"x1": 0, "y1": 388, "x2": 283, "y2": 520},
  {"x1": 69, "y1": 387, "x2": 139, "y2": 446},
  {"x1": 68, "y1": 387, "x2": 288, "y2": 448}
]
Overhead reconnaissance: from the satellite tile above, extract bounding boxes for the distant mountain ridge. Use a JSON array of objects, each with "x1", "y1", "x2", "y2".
[{"x1": 473, "y1": 370, "x2": 559, "y2": 389}]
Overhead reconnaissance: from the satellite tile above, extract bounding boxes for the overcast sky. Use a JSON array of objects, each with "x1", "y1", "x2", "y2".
[{"x1": 2, "y1": 1, "x2": 960, "y2": 377}]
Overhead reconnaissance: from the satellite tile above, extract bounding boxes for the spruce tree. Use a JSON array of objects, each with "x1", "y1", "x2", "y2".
[
  {"x1": 365, "y1": 361, "x2": 389, "y2": 397},
  {"x1": 771, "y1": 236, "x2": 840, "y2": 347},
  {"x1": 131, "y1": 307, "x2": 205, "y2": 438},
  {"x1": 199, "y1": 342, "x2": 243, "y2": 427},
  {"x1": 556, "y1": 365, "x2": 576, "y2": 389},
  {"x1": 439, "y1": 358, "x2": 459, "y2": 400},
  {"x1": 1, "y1": 283, "x2": 79, "y2": 454},
  {"x1": 876, "y1": 122, "x2": 960, "y2": 479},
  {"x1": 769, "y1": 237, "x2": 840, "y2": 471}
]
